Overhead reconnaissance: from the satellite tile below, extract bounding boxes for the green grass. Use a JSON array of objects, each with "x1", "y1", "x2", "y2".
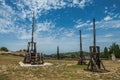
[
  {"x1": 0, "y1": 73, "x2": 10, "y2": 80},
  {"x1": 0, "y1": 54, "x2": 120, "y2": 80}
]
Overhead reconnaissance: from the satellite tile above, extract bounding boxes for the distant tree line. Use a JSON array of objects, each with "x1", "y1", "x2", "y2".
[
  {"x1": 45, "y1": 43, "x2": 120, "y2": 60},
  {"x1": 101, "y1": 43, "x2": 120, "y2": 59},
  {"x1": 44, "y1": 51, "x2": 89, "y2": 59}
]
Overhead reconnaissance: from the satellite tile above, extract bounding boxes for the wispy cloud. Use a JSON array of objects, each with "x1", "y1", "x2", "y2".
[
  {"x1": 104, "y1": 34, "x2": 113, "y2": 38},
  {"x1": 63, "y1": 29, "x2": 75, "y2": 37},
  {"x1": 75, "y1": 19, "x2": 120, "y2": 30},
  {"x1": 15, "y1": 0, "x2": 92, "y2": 19},
  {"x1": 98, "y1": 20, "x2": 120, "y2": 28},
  {"x1": 36, "y1": 21, "x2": 55, "y2": 32},
  {"x1": 75, "y1": 19, "x2": 92, "y2": 29},
  {"x1": 82, "y1": 34, "x2": 91, "y2": 38},
  {"x1": 16, "y1": 27, "x2": 31, "y2": 39},
  {"x1": 104, "y1": 15, "x2": 112, "y2": 21},
  {"x1": 72, "y1": 0, "x2": 92, "y2": 9},
  {"x1": 0, "y1": 0, "x2": 120, "y2": 54},
  {"x1": 104, "y1": 4, "x2": 120, "y2": 20},
  {"x1": 0, "y1": 0, "x2": 93, "y2": 37}
]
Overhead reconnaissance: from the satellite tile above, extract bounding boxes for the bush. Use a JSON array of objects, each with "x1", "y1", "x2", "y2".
[{"x1": 0, "y1": 47, "x2": 9, "y2": 52}]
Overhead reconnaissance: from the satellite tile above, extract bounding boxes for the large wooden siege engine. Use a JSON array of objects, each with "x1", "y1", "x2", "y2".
[
  {"x1": 23, "y1": 12, "x2": 44, "y2": 65},
  {"x1": 78, "y1": 30, "x2": 86, "y2": 65},
  {"x1": 87, "y1": 18, "x2": 106, "y2": 71}
]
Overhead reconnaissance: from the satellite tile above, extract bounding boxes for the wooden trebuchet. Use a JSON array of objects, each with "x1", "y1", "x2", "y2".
[
  {"x1": 87, "y1": 18, "x2": 106, "y2": 71},
  {"x1": 23, "y1": 12, "x2": 44, "y2": 65},
  {"x1": 78, "y1": 30, "x2": 86, "y2": 65}
]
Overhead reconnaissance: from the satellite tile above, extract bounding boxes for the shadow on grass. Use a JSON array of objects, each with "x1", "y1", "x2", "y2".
[{"x1": 84, "y1": 68, "x2": 110, "y2": 73}]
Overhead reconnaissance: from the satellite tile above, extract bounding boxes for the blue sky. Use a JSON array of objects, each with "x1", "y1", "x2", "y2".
[{"x1": 0, "y1": 0, "x2": 120, "y2": 54}]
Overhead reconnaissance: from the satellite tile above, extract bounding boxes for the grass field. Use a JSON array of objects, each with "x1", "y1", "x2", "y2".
[{"x1": 0, "y1": 54, "x2": 120, "y2": 80}]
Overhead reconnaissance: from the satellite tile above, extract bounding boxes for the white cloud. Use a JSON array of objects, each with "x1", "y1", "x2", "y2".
[
  {"x1": 104, "y1": 4, "x2": 120, "y2": 20},
  {"x1": 0, "y1": 3, "x2": 16, "y2": 33},
  {"x1": 75, "y1": 18, "x2": 120, "y2": 32},
  {"x1": 75, "y1": 22, "x2": 90, "y2": 28},
  {"x1": 104, "y1": 16, "x2": 112, "y2": 21},
  {"x1": 100, "y1": 20, "x2": 120, "y2": 28},
  {"x1": 75, "y1": 19, "x2": 92, "y2": 29},
  {"x1": 36, "y1": 21, "x2": 55, "y2": 32},
  {"x1": 72, "y1": 0, "x2": 92, "y2": 8},
  {"x1": 3, "y1": 0, "x2": 120, "y2": 53},
  {"x1": 16, "y1": 27, "x2": 31, "y2": 39},
  {"x1": 36, "y1": 36, "x2": 80, "y2": 54},
  {"x1": 0, "y1": 0, "x2": 93, "y2": 34},
  {"x1": 18, "y1": 0, "x2": 91, "y2": 19},
  {"x1": 73, "y1": 0, "x2": 79, "y2": 4},
  {"x1": 64, "y1": 30, "x2": 75, "y2": 37},
  {"x1": 79, "y1": 0, "x2": 89, "y2": 8},
  {"x1": 92, "y1": 20, "x2": 120, "y2": 30},
  {"x1": 82, "y1": 34, "x2": 91, "y2": 38},
  {"x1": 97, "y1": 38, "x2": 113, "y2": 43},
  {"x1": 104, "y1": 34, "x2": 113, "y2": 38}
]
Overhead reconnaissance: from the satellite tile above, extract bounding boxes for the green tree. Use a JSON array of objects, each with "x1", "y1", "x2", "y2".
[
  {"x1": 59, "y1": 54, "x2": 65, "y2": 59},
  {"x1": 103, "y1": 47, "x2": 110, "y2": 59},
  {"x1": 109, "y1": 43, "x2": 120, "y2": 58},
  {"x1": 114, "y1": 44, "x2": 120, "y2": 58},
  {"x1": 57, "y1": 46, "x2": 60, "y2": 60},
  {"x1": 0, "y1": 47, "x2": 8, "y2": 52},
  {"x1": 71, "y1": 54, "x2": 76, "y2": 58}
]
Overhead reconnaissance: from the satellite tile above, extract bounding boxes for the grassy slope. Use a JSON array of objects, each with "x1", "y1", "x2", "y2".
[{"x1": 0, "y1": 54, "x2": 120, "y2": 80}]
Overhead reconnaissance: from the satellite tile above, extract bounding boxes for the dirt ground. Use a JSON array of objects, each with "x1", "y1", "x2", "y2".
[{"x1": 0, "y1": 54, "x2": 120, "y2": 80}]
